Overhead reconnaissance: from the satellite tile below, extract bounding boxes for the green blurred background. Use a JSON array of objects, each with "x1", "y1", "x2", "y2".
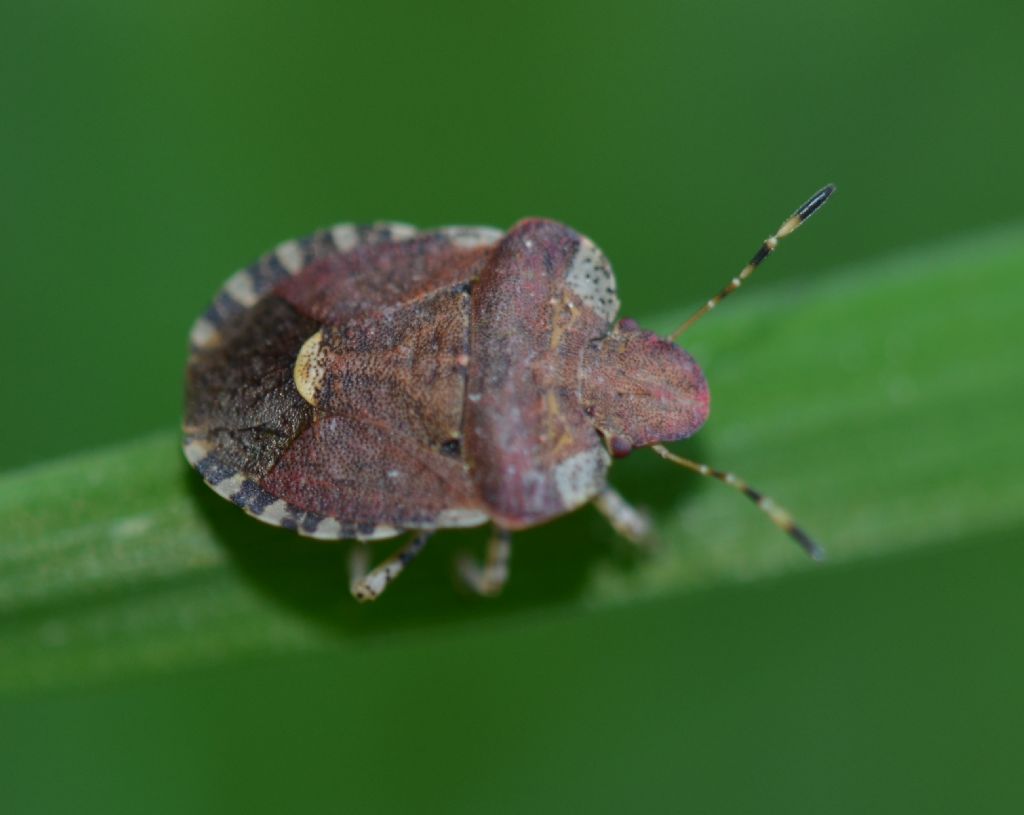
[{"x1": 2, "y1": 1, "x2": 1024, "y2": 813}]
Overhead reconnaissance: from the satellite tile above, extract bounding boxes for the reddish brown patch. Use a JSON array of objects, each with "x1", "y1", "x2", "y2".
[
  {"x1": 262, "y1": 283, "x2": 482, "y2": 526},
  {"x1": 581, "y1": 327, "x2": 710, "y2": 453},
  {"x1": 262, "y1": 414, "x2": 481, "y2": 527},
  {"x1": 465, "y1": 219, "x2": 612, "y2": 528},
  {"x1": 275, "y1": 233, "x2": 492, "y2": 325}
]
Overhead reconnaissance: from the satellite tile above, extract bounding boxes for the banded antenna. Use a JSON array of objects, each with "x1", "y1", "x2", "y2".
[
  {"x1": 669, "y1": 184, "x2": 834, "y2": 341},
  {"x1": 658, "y1": 185, "x2": 835, "y2": 559},
  {"x1": 652, "y1": 444, "x2": 824, "y2": 560}
]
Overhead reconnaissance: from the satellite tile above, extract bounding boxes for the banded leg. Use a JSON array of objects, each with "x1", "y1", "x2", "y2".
[
  {"x1": 456, "y1": 528, "x2": 512, "y2": 597},
  {"x1": 651, "y1": 444, "x2": 824, "y2": 560},
  {"x1": 593, "y1": 487, "x2": 652, "y2": 544},
  {"x1": 349, "y1": 533, "x2": 431, "y2": 603}
]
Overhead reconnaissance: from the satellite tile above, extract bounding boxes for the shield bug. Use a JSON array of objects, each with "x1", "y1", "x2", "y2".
[{"x1": 184, "y1": 186, "x2": 834, "y2": 602}]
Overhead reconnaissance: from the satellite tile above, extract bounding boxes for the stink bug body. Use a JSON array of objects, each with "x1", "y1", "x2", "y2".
[{"x1": 184, "y1": 187, "x2": 834, "y2": 601}]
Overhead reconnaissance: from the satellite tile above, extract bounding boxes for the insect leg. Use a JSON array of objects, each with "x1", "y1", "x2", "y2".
[
  {"x1": 593, "y1": 487, "x2": 653, "y2": 544},
  {"x1": 349, "y1": 532, "x2": 431, "y2": 603},
  {"x1": 456, "y1": 528, "x2": 512, "y2": 597},
  {"x1": 651, "y1": 444, "x2": 824, "y2": 560}
]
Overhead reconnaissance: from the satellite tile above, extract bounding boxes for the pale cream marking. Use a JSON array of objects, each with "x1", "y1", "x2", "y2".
[
  {"x1": 245, "y1": 497, "x2": 403, "y2": 542},
  {"x1": 564, "y1": 236, "x2": 620, "y2": 322},
  {"x1": 253, "y1": 496, "x2": 405, "y2": 541},
  {"x1": 776, "y1": 216, "x2": 801, "y2": 238},
  {"x1": 262, "y1": 503, "x2": 397, "y2": 540},
  {"x1": 223, "y1": 268, "x2": 260, "y2": 307},
  {"x1": 211, "y1": 473, "x2": 246, "y2": 500},
  {"x1": 760, "y1": 498, "x2": 793, "y2": 528},
  {"x1": 301, "y1": 518, "x2": 343, "y2": 540},
  {"x1": 440, "y1": 226, "x2": 504, "y2": 249},
  {"x1": 355, "y1": 524, "x2": 400, "y2": 542},
  {"x1": 260, "y1": 499, "x2": 292, "y2": 524},
  {"x1": 435, "y1": 508, "x2": 490, "y2": 528},
  {"x1": 378, "y1": 222, "x2": 417, "y2": 240},
  {"x1": 552, "y1": 446, "x2": 611, "y2": 511},
  {"x1": 189, "y1": 317, "x2": 220, "y2": 349},
  {"x1": 353, "y1": 569, "x2": 391, "y2": 602},
  {"x1": 351, "y1": 534, "x2": 428, "y2": 602},
  {"x1": 294, "y1": 329, "x2": 326, "y2": 407},
  {"x1": 183, "y1": 438, "x2": 211, "y2": 465},
  {"x1": 276, "y1": 240, "x2": 303, "y2": 274},
  {"x1": 456, "y1": 530, "x2": 511, "y2": 596},
  {"x1": 593, "y1": 487, "x2": 651, "y2": 544},
  {"x1": 330, "y1": 223, "x2": 359, "y2": 251}
]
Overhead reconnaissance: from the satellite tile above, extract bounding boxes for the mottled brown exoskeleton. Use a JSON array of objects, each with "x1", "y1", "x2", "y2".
[{"x1": 184, "y1": 186, "x2": 834, "y2": 601}]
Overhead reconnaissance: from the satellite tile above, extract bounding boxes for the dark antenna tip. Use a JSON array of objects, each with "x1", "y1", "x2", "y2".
[
  {"x1": 669, "y1": 183, "x2": 837, "y2": 340},
  {"x1": 651, "y1": 444, "x2": 828, "y2": 562},
  {"x1": 797, "y1": 184, "x2": 836, "y2": 222},
  {"x1": 791, "y1": 526, "x2": 827, "y2": 562}
]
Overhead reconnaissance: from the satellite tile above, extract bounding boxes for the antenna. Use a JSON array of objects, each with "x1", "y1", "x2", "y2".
[
  {"x1": 651, "y1": 444, "x2": 824, "y2": 560},
  {"x1": 669, "y1": 184, "x2": 835, "y2": 341}
]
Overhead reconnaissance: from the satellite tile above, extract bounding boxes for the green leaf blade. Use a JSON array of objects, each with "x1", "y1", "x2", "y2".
[{"x1": 2, "y1": 225, "x2": 1022, "y2": 693}]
